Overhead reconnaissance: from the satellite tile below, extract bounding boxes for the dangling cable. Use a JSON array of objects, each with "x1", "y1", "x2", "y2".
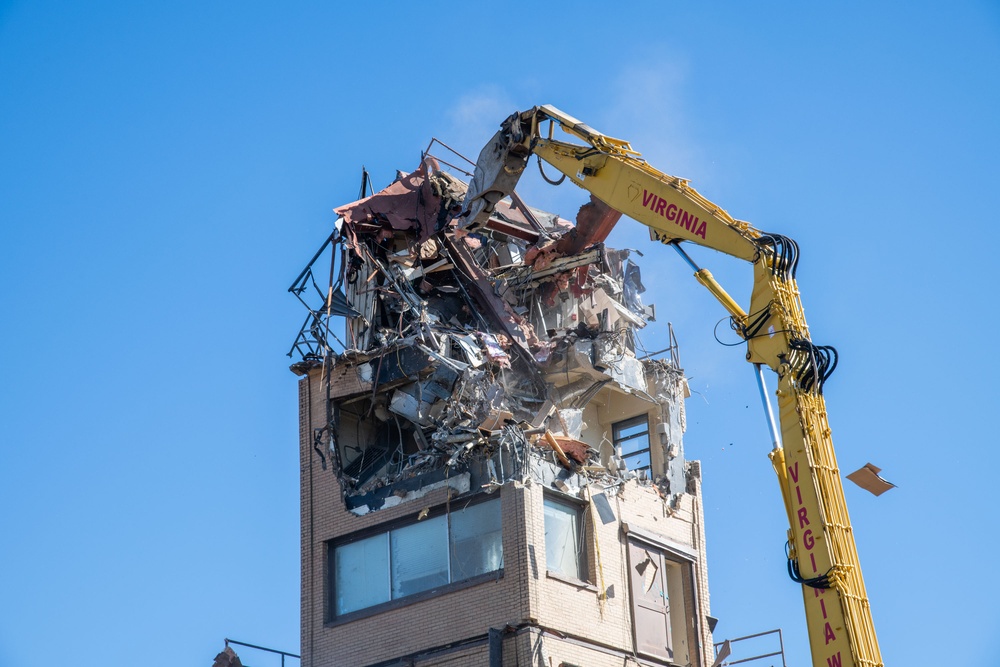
[{"x1": 537, "y1": 156, "x2": 566, "y2": 185}]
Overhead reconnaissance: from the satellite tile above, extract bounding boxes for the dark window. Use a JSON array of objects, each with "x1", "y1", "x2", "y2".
[
  {"x1": 543, "y1": 495, "x2": 587, "y2": 581},
  {"x1": 331, "y1": 497, "x2": 502, "y2": 617},
  {"x1": 614, "y1": 414, "x2": 651, "y2": 473}
]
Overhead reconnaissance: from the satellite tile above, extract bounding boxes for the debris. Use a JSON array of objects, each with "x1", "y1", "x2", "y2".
[
  {"x1": 710, "y1": 640, "x2": 733, "y2": 667},
  {"x1": 478, "y1": 410, "x2": 514, "y2": 433},
  {"x1": 550, "y1": 436, "x2": 590, "y2": 464},
  {"x1": 543, "y1": 430, "x2": 573, "y2": 469},
  {"x1": 288, "y1": 143, "x2": 694, "y2": 512},
  {"x1": 591, "y1": 491, "x2": 616, "y2": 524},
  {"x1": 846, "y1": 463, "x2": 896, "y2": 496},
  {"x1": 212, "y1": 647, "x2": 243, "y2": 667}
]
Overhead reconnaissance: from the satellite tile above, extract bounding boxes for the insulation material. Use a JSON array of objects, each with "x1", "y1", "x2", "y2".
[{"x1": 554, "y1": 408, "x2": 585, "y2": 439}]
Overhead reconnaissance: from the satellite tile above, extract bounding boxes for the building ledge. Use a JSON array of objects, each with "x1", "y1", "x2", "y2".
[
  {"x1": 324, "y1": 569, "x2": 504, "y2": 628},
  {"x1": 545, "y1": 570, "x2": 597, "y2": 592}
]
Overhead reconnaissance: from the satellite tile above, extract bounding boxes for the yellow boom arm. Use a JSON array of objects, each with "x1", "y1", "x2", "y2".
[{"x1": 460, "y1": 105, "x2": 882, "y2": 667}]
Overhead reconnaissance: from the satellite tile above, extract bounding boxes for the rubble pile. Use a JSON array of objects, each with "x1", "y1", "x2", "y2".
[{"x1": 290, "y1": 154, "x2": 691, "y2": 511}]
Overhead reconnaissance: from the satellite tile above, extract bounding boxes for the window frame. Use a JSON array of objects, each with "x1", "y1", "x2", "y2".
[
  {"x1": 542, "y1": 492, "x2": 589, "y2": 584},
  {"x1": 326, "y1": 494, "x2": 503, "y2": 624},
  {"x1": 625, "y1": 531, "x2": 701, "y2": 666},
  {"x1": 613, "y1": 413, "x2": 652, "y2": 473}
]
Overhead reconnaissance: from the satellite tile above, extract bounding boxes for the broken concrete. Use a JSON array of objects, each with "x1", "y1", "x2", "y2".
[{"x1": 289, "y1": 152, "x2": 693, "y2": 514}]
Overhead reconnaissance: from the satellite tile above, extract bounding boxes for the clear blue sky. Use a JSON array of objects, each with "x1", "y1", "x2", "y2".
[{"x1": 2, "y1": 2, "x2": 998, "y2": 665}]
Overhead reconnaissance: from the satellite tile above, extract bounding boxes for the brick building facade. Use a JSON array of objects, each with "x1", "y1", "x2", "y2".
[
  {"x1": 290, "y1": 153, "x2": 718, "y2": 667},
  {"x1": 296, "y1": 360, "x2": 716, "y2": 667}
]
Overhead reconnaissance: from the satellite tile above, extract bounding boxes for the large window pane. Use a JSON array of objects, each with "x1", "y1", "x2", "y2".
[
  {"x1": 390, "y1": 514, "x2": 449, "y2": 598},
  {"x1": 616, "y1": 418, "x2": 648, "y2": 440},
  {"x1": 624, "y1": 449, "x2": 651, "y2": 470},
  {"x1": 334, "y1": 533, "x2": 390, "y2": 615},
  {"x1": 544, "y1": 496, "x2": 585, "y2": 580},
  {"x1": 333, "y1": 496, "x2": 505, "y2": 617},
  {"x1": 614, "y1": 415, "x2": 651, "y2": 473},
  {"x1": 450, "y1": 499, "x2": 502, "y2": 581}
]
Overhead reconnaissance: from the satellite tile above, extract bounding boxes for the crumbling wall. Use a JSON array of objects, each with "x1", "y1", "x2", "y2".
[
  {"x1": 291, "y1": 153, "x2": 714, "y2": 667},
  {"x1": 290, "y1": 158, "x2": 695, "y2": 510}
]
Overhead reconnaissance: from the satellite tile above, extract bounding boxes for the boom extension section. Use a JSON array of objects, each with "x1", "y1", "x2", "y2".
[{"x1": 459, "y1": 106, "x2": 882, "y2": 667}]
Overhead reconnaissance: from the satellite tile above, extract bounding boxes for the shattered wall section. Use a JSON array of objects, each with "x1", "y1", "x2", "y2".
[
  {"x1": 298, "y1": 365, "x2": 715, "y2": 667},
  {"x1": 290, "y1": 157, "x2": 695, "y2": 513}
]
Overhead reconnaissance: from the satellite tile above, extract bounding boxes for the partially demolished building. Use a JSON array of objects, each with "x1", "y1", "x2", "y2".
[{"x1": 290, "y1": 145, "x2": 717, "y2": 667}]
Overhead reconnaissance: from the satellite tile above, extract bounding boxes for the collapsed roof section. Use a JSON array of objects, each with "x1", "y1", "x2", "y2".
[{"x1": 289, "y1": 147, "x2": 693, "y2": 513}]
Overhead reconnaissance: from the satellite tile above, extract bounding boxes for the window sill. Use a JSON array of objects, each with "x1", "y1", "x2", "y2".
[
  {"x1": 545, "y1": 570, "x2": 597, "y2": 592},
  {"x1": 326, "y1": 569, "x2": 504, "y2": 627}
]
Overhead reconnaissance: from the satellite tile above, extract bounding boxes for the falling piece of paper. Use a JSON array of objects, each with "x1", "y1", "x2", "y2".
[{"x1": 846, "y1": 462, "x2": 896, "y2": 496}]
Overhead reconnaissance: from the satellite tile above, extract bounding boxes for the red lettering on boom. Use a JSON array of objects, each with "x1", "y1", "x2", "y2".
[
  {"x1": 823, "y1": 622, "x2": 836, "y2": 644},
  {"x1": 639, "y1": 189, "x2": 707, "y2": 239},
  {"x1": 826, "y1": 653, "x2": 842, "y2": 667},
  {"x1": 789, "y1": 462, "x2": 799, "y2": 484},
  {"x1": 797, "y1": 507, "x2": 810, "y2": 529},
  {"x1": 795, "y1": 485, "x2": 802, "y2": 505}
]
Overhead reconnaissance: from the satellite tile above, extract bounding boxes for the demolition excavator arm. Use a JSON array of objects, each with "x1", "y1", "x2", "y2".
[{"x1": 458, "y1": 105, "x2": 882, "y2": 667}]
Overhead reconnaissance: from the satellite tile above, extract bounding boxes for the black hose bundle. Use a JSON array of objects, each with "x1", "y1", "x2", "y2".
[
  {"x1": 755, "y1": 233, "x2": 800, "y2": 280},
  {"x1": 788, "y1": 338, "x2": 838, "y2": 394}
]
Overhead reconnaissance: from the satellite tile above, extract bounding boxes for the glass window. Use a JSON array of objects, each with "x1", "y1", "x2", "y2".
[
  {"x1": 334, "y1": 532, "x2": 390, "y2": 615},
  {"x1": 614, "y1": 414, "x2": 651, "y2": 472},
  {"x1": 544, "y1": 496, "x2": 586, "y2": 580},
  {"x1": 331, "y1": 497, "x2": 502, "y2": 617},
  {"x1": 391, "y1": 514, "x2": 449, "y2": 598},
  {"x1": 450, "y1": 499, "x2": 503, "y2": 581}
]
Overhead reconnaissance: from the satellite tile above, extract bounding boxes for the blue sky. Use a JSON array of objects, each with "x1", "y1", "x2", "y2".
[{"x1": 1, "y1": 2, "x2": 998, "y2": 665}]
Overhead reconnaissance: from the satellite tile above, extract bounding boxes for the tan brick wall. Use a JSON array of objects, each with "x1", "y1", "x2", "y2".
[
  {"x1": 525, "y1": 479, "x2": 714, "y2": 667},
  {"x1": 299, "y1": 370, "x2": 716, "y2": 667}
]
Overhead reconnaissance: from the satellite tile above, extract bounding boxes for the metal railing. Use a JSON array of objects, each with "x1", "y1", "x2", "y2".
[
  {"x1": 224, "y1": 638, "x2": 300, "y2": 667},
  {"x1": 712, "y1": 628, "x2": 787, "y2": 667}
]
